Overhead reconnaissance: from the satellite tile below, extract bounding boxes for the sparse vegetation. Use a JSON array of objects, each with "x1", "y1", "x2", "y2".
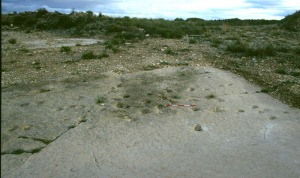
[
  {"x1": 81, "y1": 51, "x2": 97, "y2": 60},
  {"x1": 98, "y1": 50, "x2": 109, "y2": 58},
  {"x1": 159, "y1": 60, "x2": 170, "y2": 65},
  {"x1": 20, "y1": 48, "x2": 30, "y2": 53},
  {"x1": 206, "y1": 94, "x2": 217, "y2": 99},
  {"x1": 95, "y1": 95, "x2": 106, "y2": 104},
  {"x1": 227, "y1": 41, "x2": 277, "y2": 57},
  {"x1": 164, "y1": 48, "x2": 177, "y2": 55},
  {"x1": 60, "y1": 46, "x2": 71, "y2": 53},
  {"x1": 68, "y1": 125, "x2": 76, "y2": 129},
  {"x1": 1, "y1": 10, "x2": 299, "y2": 108},
  {"x1": 280, "y1": 10, "x2": 300, "y2": 31},
  {"x1": 188, "y1": 39, "x2": 197, "y2": 44},
  {"x1": 8, "y1": 38, "x2": 16, "y2": 44}
]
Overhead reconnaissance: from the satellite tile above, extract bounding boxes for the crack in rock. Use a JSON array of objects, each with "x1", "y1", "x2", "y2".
[
  {"x1": 93, "y1": 152, "x2": 101, "y2": 170},
  {"x1": 1, "y1": 105, "x2": 95, "y2": 156}
]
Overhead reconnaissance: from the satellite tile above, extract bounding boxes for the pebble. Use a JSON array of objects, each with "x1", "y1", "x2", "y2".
[{"x1": 194, "y1": 124, "x2": 203, "y2": 131}]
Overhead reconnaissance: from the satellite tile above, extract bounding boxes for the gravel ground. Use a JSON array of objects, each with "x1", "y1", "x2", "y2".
[{"x1": 1, "y1": 31, "x2": 211, "y2": 89}]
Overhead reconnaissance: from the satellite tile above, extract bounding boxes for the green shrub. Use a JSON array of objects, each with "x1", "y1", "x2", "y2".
[
  {"x1": 275, "y1": 68, "x2": 287, "y2": 75},
  {"x1": 8, "y1": 38, "x2": 17, "y2": 44},
  {"x1": 227, "y1": 42, "x2": 277, "y2": 57},
  {"x1": 295, "y1": 47, "x2": 300, "y2": 55},
  {"x1": 262, "y1": 44, "x2": 277, "y2": 56},
  {"x1": 95, "y1": 95, "x2": 106, "y2": 104},
  {"x1": 81, "y1": 51, "x2": 97, "y2": 60},
  {"x1": 60, "y1": 46, "x2": 71, "y2": 53},
  {"x1": 227, "y1": 41, "x2": 247, "y2": 53},
  {"x1": 20, "y1": 48, "x2": 29, "y2": 53},
  {"x1": 290, "y1": 71, "x2": 300, "y2": 77},
  {"x1": 159, "y1": 60, "x2": 170, "y2": 65},
  {"x1": 98, "y1": 51, "x2": 109, "y2": 58},
  {"x1": 211, "y1": 38, "x2": 222, "y2": 47},
  {"x1": 164, "y1": 48, "x2": 177, "y2": 55},
  {"x1": 189, "y1": 39, "x2": 197, "y2": 44}
]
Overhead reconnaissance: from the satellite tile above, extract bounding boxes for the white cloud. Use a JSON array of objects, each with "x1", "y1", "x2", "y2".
[
  {"x1": 225, "y1": 8, "x2": 283, "y2": 20},
  {"x1": 2, "y1": 0, "x2": 300, "y2": 20}
]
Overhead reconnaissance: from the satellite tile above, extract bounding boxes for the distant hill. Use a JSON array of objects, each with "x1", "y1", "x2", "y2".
[{"x1": 280, "y1": 11, "x2": 300, "y2": 31}]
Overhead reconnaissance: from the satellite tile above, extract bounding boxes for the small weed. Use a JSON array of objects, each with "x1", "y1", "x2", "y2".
[
  {"x1": 32, "y1": 61, "x2": 42, "y2": 70},
  {"x1": 104, "y1": 41, "x2": 114, "y2": 49},
  {"x1": 227, "y1": 41, "x2": 247, "y2": 53},
  {"x1": 157, "y1": 104, "x2": 164, "y2": 109},
  {"x1": 159, "y1": 60, "x2": 170, "y2": 65},
  {"x1": 98, "y1": 51, "x2": 109, "y2": 58},
  {"x1": 172, "y1": 95, "x2": 181, "y2": 99},
  {"x1": 32, "y1": 138, "x2": 53, "y2": 144},
  {"x1": 123, "y1": 95, "x2": 130, "y2": 98},
  {"x1": 68, "y1": 125, "x2": 76, "y2": 129},
  {"x1": 25, "y1": 29, "x2": 31, "y2": 33},
  {"x1": 189, "y1": 39, "x2": 197, "y2": 44},
  {"x1": 95, "y1": 95, "x2": 106, "y2": 104},
  {"x1": 206, "y1": 94, "x2": 217, "y2": 99},
  {"x1": 192, "y1": 107, "x2": 201, "y2": 111},
  {"x1": 60, "y1": 46, "x2": 71, "y2": 53},
  {"x1": 2, "y1": 68, "x2": 10, "y2": 72},
  {"x1": 32, "y1": 61, "x2": 40, "y2": 65},
  {"x1": 179, "y1": 48, "x2": 192, "y2": 52},
  {"x1": 145, "y1": 100, "x2": 152, "y2": 104},
  {"x1": 275, "y1": 68, "x2": 287, "y2": 75},
  {"x1": 290, "y1": 71, "x2": 300, "y2": 77},
  {"x1": 20, "y1": 48, "x2": 29, "y2": 53},
  {"x1": 111, "y1": 47, "x2": 120, "y2": 53},
  {"x1": 166, "y1": 89, "x2": 173, "y2": 93},
  {"x1": 31, "y1": 148, "x2": 43, "y2": 154},
  {"x1": 79, "y1": 118, "x2": 87, "y2": 123},
  {"x1": 141, "y1": 108, "x2": 151, "y2": 114},
  {"x1": 211, "y1": 38, "x2": 222, "y2": 47},
  {"x1": 39, "y1": 88, "x2": 51, "y2": 93},
  {"x1": 81, "y1": 51, "x2": 97, "y2": 60},
  {"x1": 143, "y1": 65, "x2": 159, "y2": 71},
  {"x1": 295, "y1": 47, "x2": 300, "y2": 55},
  {"x1": 76, "y1": 43, "x2": 81, "y2": 46},
  {"x1": 11, "y1": 149, "x2": 25, "y2": 155},
  {"x1": 116, "y1": 102, "x2": 129, "y2": 108},
  {"x1": 8, "y1": 38, "x2": 17, "y2": 44},
  {"x1": 260, "y1": 88, "x2": 270, "y2": 93},
  {"x1": 176, "y1": 61, "x2": 189, "y2": 66},
  {"x1": 164, "y1": 48, "x2": 177, "y2": 55},
  {"x1": 261, "y1": 44, "x2": 277, "y2": 56}
]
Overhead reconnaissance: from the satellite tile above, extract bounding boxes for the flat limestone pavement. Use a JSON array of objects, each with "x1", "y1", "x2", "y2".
[{"x1": 1, "y1": 67, "x2": 300, "y2": 178}]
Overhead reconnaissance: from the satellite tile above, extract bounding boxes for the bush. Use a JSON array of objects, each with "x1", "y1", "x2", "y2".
[
  {"x1": 81, "y1": 51, "x2": 97, "y2": 60},
  {"x1": 280, "y1": 11, "x2": 300, "y2": 31},
  {"x1": 263, "y1": 44, "x2": 277, "y2": 56},
  {"x1": 227, "y1": 41, "x2": 247, "y2": 53},
  {"x1": 275, "y1": 68, "x2": 287, "y2": 75},
  {"x1": 164, "y1": 48, "x2": 177, "y2": 55},
  {"x1": 8, "y1": 38, "x2": 17, "y2": 44},
  {"x1": 295, "y1": 47, "x2": 300, "y2": 55},
  {"x1": 60, "y1": 46, "x2": 71, "y2": 53},
  {"x1": 211, "y1": 38, "x2": 222, "y2": 47},
  {"x1": 189, "y1": 39, "x2": 197, "y2": 44},
  {"x1": 227, "y1": 42, "x2": 277, "y2": 57},
  {"x1": 98, "y1": 51, "x2": 109, "y2": 58},
  {"x1": 95, "y1": 95, "x2": 106, "y2": 104}
]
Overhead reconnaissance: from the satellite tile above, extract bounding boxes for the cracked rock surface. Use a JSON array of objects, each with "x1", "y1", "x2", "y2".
[{"x1": 2, "y1": 67, "x2": 300, "y2": 177}]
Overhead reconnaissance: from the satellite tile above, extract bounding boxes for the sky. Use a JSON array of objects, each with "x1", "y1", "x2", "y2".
[{"x1": 1, "y1": 0, "x2": 300, "y2": 20}]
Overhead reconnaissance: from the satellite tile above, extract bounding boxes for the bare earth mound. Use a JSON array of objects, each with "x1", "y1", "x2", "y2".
[{"x1": 2, "y1": 67, "x2": 300, "y2": 177}]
